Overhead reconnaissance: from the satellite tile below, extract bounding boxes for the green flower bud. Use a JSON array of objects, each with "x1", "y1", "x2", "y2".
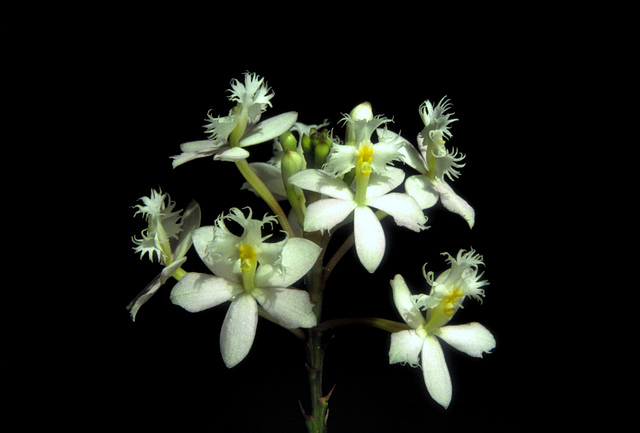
[
  {"x1": 281, "y1": 150, "x2": 304, "y2": 180},
  {"x1": 281, "y1": 150, "x2": 306, "y2": 228},
  {"x1": 314, "y1": 143, "x2": 331, "y2": 169},
  {"x1": 302, "y1": 132, "x2": 314, "y2": 165},
  {"x1": 279, "y1": 131, "x2": 298, "y2": 153}
]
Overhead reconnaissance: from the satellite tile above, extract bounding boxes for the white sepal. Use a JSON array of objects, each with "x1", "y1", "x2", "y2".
[
  {"x1": 389, "y1": 330, "x2": 424, "y2": 367},
  {"x1": 437, "y1": 322, "x2": 496, "y2": 358},
  {"x1": 390, "y1": 274, "x2": 426, "y2": 329},
  {"x1": 253, "y1": 287, "x2": 317, "y2": 329},
  {"x1": 354, "y1": 205, "x2": 385, "y2": 273},
  {"x1": 220, "y1": 293, "x2": 259, "y2": 368},
  {"x1": 303, "y1": 199, "x2": 357, "y2": 233},
  {"x1": 421, "y1": 335, "x2": 452, "y2": 409},
  {"x1": 170, "y1": 272, "x2": 242, "y2": 313},
  {"x1": 240, "y1": 111, "x2": 298, "y2": 146}
]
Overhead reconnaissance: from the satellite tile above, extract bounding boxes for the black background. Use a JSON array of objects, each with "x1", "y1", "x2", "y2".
[{"x1": 60, "y1": 17, "x2": 566, "y2": 433}]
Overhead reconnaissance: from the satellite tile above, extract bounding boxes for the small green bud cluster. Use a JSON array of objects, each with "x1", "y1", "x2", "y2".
[{"x1": 302, "y1": 128, "x2": 334, "y2": 169}]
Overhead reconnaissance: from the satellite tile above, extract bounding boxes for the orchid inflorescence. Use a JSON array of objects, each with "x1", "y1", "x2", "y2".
[{"x1": 128, "y1": 72, "x2": 495, "y2": 431}]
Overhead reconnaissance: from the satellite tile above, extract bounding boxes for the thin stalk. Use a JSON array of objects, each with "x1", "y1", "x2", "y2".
[
  {"x1": 315, "y1": 317, "x2": 410, "y2": 333},
  {"x1": 305, "y1": 329, "x2": 330, "y2": 433},
  {"x1": 303, "y1": 240, "x2": 331, "y2": 433},
  {"x1": 234, "y1": 159, "x2": 295, "y2": 237},
  {"x1": 324, "y1": 233, "x2": 354, "y2": 281}
]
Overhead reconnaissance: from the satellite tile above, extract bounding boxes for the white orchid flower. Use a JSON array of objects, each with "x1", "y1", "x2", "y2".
[
  {"x1": 395, "y1": 97, "x2": 475, "y2": 228},
  {"x1": 289, "y1": 167, "x2": 425, "y2": 273},
  {"x1": 389, "y1": 249, "x2": 495, "y2": 408},
  {"x1": 288, "y1": 109, "x2": 426, "y2": 273},
  {"x1": 169, "y1": 207, "x2": 321, "y2": 368},
  {"x1": 128, "y1": 189, "x2": 201, "y2": 320},
  {"x1": 171, "y1": 72, "x2": 298, "y2": 166}
]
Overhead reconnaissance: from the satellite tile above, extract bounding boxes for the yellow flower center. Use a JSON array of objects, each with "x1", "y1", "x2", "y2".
[
  {"x1": 355, "y1": 143, "x2": 374, "y2": 204},
  {"x1": 238, "y1": 243, "x2": 258, "y2": 292},
  {"x1": 238, "y1": 244, "x2": 257, "y2": 272},
  {"x1": 357, "y1": 144, "x2": 374, "y2": 174},
  {"x1": 443, "y1": 289, "x2": 464, "y2": 316},
  {"x1": 423, "y1": 288, "x2": 464, "y2": 333}
]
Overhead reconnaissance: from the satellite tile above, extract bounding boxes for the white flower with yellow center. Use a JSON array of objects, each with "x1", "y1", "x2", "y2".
[
  {"x1": 171, "y1": 72, "x2": 298, "y2": 166},
  {"x1": 396, "y1": 97, "x2": 475, "y2": 228},
  {"x1": 288, "y1": 167, "x2": 426, "y2": 273},
  {"x1": 287, "y1": 104, "x2": 426, "y2": 273},
  {"x1": 169, "y1": 207, "x2": 321, "y2": 368},
  {"x1": 389, "y1": 249, "x2": 495, "y2": 408},
  {"x1": 324, "y1": 112, "x2": 402, "y2": 180}
]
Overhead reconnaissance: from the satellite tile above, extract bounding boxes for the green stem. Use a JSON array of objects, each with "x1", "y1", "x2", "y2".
[
  {"x1": 324, "y1": 233, "x2": 354, "y2": 280},
  {"x1": 235, "y1": 159, "x2": 295, "y2": 237},
  {"x1": 305, "y1": 329, "x2": 330, "y2": 433},
  {"x1": 315, "y1": 317, "x2": 410, "y2": 333},
  {"x1": 303, "y1": 239, "x2": 331, "y2": 433}
]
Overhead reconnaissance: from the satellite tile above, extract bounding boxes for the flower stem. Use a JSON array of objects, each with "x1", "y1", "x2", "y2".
[
  {"x1": 234, "y1": 159, "x2": 295, "y2": 237},
  {"x1": 303, "y1": 246, "x2": 331, "y2": 433},
  {"x1": 315, "y1": 317, "x2": 410, "y2": 333},
  {"x1": 305, "y1": 329, "x2": 330, "y2": 433},
  {"x1": 324, "y1": 233, "x2": 354, "y2": 281}
]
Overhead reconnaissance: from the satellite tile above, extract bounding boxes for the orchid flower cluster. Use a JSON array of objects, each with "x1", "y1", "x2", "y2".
[{"x1": 128, "y1": 72, "x2": 495, "y2": 431}]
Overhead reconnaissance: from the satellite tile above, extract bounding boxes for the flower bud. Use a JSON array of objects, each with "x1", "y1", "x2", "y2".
[
  {"x1": 301, "y1": 132, "x2": 314, "y2": 164},
  {"x1": 350, "y1": 101, "x2": 373, "y2": 121},
  {"x1": 279, "y1": 131, "x2": 298, "y2": 153},
  {"x1": 281, "y1": 150, "x2": 304, "y2": 181},
  {"x1": 314, "y1": 143, "x2": 331, "y2": 169},
  {"x1": 281, "y1": 150, "x2": 306, "y2": 227},
  {"x1": 346, "y1": 102, "x2": 373, "y2": 143}
]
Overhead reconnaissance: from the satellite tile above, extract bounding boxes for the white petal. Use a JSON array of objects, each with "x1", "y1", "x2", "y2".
[
  {"x1": 369, "y1": 193, "x2": 427, "y2": 232},
  {"x1": 254, "y1": 288, "x2": 317, "y2": 328},
  {"x1": 240, "y1": 111, "x2": 299, "y2": 146},
  {"x1": 392, "y1": 135, "x2": 428, "y2": 174},
  {"x1": 191, "y1": 225, "x2": 213, "y2": 261},
  {"x1": 324, "y1": 144, "x2": 358, "y2": 176},
  {"x1": 220, "y1": 293, "x2": 259, "y2": 368},
  {"x1": 255, "y1": 237, "x2": 322, "y2": 288},
  {"x1": 389, "y1": 330, "x2": 424, "y2": 367},
  {"x1": 422, "y1": 335, "x2": 452, "y2": 409},
  {"x1": 369, "y1": 140, "x2": 402, "y2": 174},
  {"x1": 404, "y1": 175, "x2": 439, "y2": 209},
  {"x1": 304, "y1": 198, "x2": 356, "y2": 233},
  {"x1": 365, "y1": 167, "x2": 405, "y2": 198},
  {"x1": 289, "y1": 169, "x2": 355, "y2": 200},
  {"x1": 191, "y1": 226, "x2": 240, "y2": 282},
  {"x1": 390, "y1": 275, "x2": 426, "y2": 329},
  {"x1": 432, "y1": 179, "x2": 476, "y2": 228},
  {"x1": 170, "y1": 272, "x2": 242, "y2": 312},
  {"x1": 171, "y1": 140, "x2": 224, "y2": 168},
  {"x1": 126, "y1": 257, "x2": 187, "y2": 321},
  {"x1": 354, "y1": 205, "x2": 385, "y2": 273},
  {"x1": 214, "y1": 146, "x2": 251, "y2": 162},
  {"x1": 438, "y1": 322, "x2": 496, "y2": 358}
]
